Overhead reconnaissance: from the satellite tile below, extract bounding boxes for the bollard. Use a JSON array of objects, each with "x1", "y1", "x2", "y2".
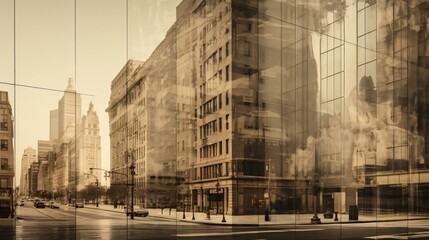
[
  {"x1": 334, "y1": 211, "x2": 339, "y2": 221},
  {"x1": 161, "y1": 207, "x2": 163, "y2": 214},
  {"x1": 169, "y1": 207, "x2": 171, "y2": 215}
]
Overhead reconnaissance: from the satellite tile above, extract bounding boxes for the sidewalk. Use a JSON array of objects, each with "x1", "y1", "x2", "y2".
[{"x1": 86, "y1": 205, "x2": 429, "y2": 226}]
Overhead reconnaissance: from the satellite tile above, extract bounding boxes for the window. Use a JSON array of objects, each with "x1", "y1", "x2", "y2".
[
  {"x1": 0, "y1": 158, "x2": 7, "y2": 170},
  {"x1": 226, "y1": 41, "x2": 229, "y2": 57},
  {"x1": 0, "y1": 178, "x2": 7, "y2": 188},
  {"x1": 0, "y1": 122, "x2": 7, "y2": 131},
  {"x1": 219, "y1": 141, "x2": 222, "y2": 155},
  {"x1": 219, "y1": 93, "x2": 222, "y2": 108},
  {"x1": 219, "y1": 117, "x2": 222, "y2": 132},
  {"x1": 1, "y1": 140, "x2": 7, "y2": 151},
  {"x1": 243, "y1": 41, "x2": 251, "y2": 56},
  {"x1": 226, "y1": 65, "x2": 230, "y2": 81},
  {"x1": 226, "y1": 90, "x2": 229, "y2": 105},
  {"x1": 226, "y1": 114, "x2": 229, "y2": 130},
  {"x1": 226, "y1": 139, "x2": 229, "y2": 154},
  {"x1": 219, "y1": 47, "x2": 222, "y2": 62}
]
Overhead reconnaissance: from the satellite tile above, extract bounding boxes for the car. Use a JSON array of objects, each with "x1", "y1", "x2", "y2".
[
  {"x1": 20, "y1": 200, "x2": 24, "y2": 206},
  {"x1": 134, "y1": 210, "x2": 149, "y2": 217},
  {"x1": 35, "y1": 202, "x2": 46, "y2": 208},
  {"x1": 75, "y1": 202, "x2": 84, "y2": 208},
  {"x1": 48, "y1": 201, "x2": 60, "y2": 209}
]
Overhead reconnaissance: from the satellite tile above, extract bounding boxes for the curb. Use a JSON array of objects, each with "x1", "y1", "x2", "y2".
[
  {"x1": 177, "y1": 217, "x2": 429, "y2": 226},
  {"x1": 84, "y1": 208, "x2": 429, "y2": 226}
]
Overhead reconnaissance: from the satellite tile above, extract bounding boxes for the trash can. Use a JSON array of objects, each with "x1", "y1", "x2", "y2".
[{"x1": 349, "y1": 205, "x2": 358, "y2": 220}]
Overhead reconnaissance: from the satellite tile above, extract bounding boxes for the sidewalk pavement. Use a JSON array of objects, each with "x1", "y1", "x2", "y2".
[{"x1": 86, "y1": 204, "x2": 429, "y2": 226}]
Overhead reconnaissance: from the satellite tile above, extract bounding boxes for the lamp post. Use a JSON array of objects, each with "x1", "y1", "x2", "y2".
[
  {"x1": 215, "y1": 179, "x2": 226, "y2": 223},
  {"x1": 191, "y1": 183, "x2": 195, "y2": 220},
  {"x1": 215, "y1": 180, "x2": 220, "y2": 215},
  {"x1": 182, "y1": 201, "x2": 186, "y2": 219},
  {"x1": 129, "y1": 162, "x2": 135, "y2": 220},
  {"x1": 265, "y1": 159, "x2": 272, "y2": 222},
  {"x1": 311, "y1": 173, "x2": 321, "y2": 224}
]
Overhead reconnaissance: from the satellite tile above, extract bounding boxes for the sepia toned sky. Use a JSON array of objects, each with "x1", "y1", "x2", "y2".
[{"x1": 0, "y1": 0, "x2": 180, "y2": 186}]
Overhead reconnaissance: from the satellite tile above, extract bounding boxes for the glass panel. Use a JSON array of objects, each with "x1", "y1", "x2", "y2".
[{"x1": 3, "y1": 0, "x2": 429, "y2": 239}]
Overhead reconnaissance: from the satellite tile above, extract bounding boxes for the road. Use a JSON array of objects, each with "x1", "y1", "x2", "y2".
[{"x1": 1, "y1": 201, "x2": 428, "y2": 240}]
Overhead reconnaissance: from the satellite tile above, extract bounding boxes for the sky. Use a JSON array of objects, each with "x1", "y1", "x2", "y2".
[{"x1": 0, "y1": 0, "x2": 180, "y2": 187}]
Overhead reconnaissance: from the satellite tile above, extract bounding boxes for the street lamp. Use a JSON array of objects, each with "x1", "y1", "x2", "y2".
[
  {"x1": 129, "y1": 161, "x2": 136, "y2": 220},
  {"x1": 215, "y1": 179, "x2": 226, "y2": 223},
  {"x1": 215, "y1": 180, "x2": 220, "y2": 215},
  {"x1": 182, "y1": 201, "x2": 186, "y2": 219},
  {"x1": 84, "y1": 173, "x2": 99, "y2": 207},
  {"x1": 311, "y1": 173, "x2": 321, "y2": 224},
  {"x1": 265, "y1": 159, "x2": 272, "y2": 222}
]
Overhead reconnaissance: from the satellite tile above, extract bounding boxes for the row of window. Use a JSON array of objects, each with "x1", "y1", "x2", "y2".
[
  {"x1": 199, "y1": 91, "x2": 229, "y2": 119},
  {"x1": 200, "y1": 163, "x2": 229, "y2": 180},
  {"x1": 200, "y1": 139, "x2": 229, "y2": 159},
  {"x1": 200, "y1": 41, "x2": 229, "y2": 78},
  {"x1": 200, "y1": 65, "x2": 230, "y2": 99},
  {"x1": 200, "y1": 114, "x2": 229, "y2": 139}
]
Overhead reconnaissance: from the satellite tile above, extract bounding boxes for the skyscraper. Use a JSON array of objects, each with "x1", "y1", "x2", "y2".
[
  {"x1": 79, "y1": 101, "x2": 101, "y2": 189},
  {"x1": 58, "y1": 77, "x2": 81, "y2": 141},
  {"x1": 19, "y1": 147, "x2": 36, "y2": 196}
]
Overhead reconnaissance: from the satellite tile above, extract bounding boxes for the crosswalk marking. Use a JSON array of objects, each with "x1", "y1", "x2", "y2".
[{"x1": 175, "y1": 228, "x2": 324, "y2": 237}]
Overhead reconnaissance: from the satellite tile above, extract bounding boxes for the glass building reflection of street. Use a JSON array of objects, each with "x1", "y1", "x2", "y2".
[
  {"x1": 105, "y1": 0, "x2": 429, "y2": 222},
  {"x1": 2, "y1": 0, "x2": 429, "y2": 239}
]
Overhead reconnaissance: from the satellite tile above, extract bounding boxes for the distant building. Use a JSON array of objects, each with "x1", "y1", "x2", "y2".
[
  {"x1": 37, "y1": 140, "x2": 53, "y2": 194},
  {"x1": 107, "y1": 25, "x2": 178, "y2": 208},
  {"x1": 49, "y1": 109, "x2": 59, "y2": 142},
  {"x1": 28, "y1": 162, "x2": 39, "y2": 198},
  {"x1": 78, "y1": 102, "x2": 101, "y2": 189},
  {"x1": 58, "y1": 78, "x2": 81, "y2": 141},
  {"x1": 19, "y1": 147, "x2": 36, "y2": 196},
  {"x1": 0, "y1": 91, "x2": 14, "y2": 218}
]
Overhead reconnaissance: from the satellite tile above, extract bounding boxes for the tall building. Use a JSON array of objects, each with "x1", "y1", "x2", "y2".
[
  {"x1": 19, "y1": 147, "x2": 36, "y2": 196},
  {"x1": 78, "y1": 102, "x2": 101, "y2": 189},
  {"x1": 106, "y1": 60, "x2": 144, "y2": 189},
  {"x1": 28, "y1": 162, "x2": 39, "y2": 198},
  {"x1": 58, "y1": 77, "x2": 81, "y2": 141},
  {"x1": 49, "y1": 109, "x2": 59, "y2": 142},
  {"x1": 107, "y1": 26, "x2": 179, "y2": 207},
  {"x1": 37, "y1": 140, "x2": 53, "y2": 193},
  {"x1": 0, "y1": 91, "x2": 14, "y2": 218},
  {"x1": 38, "y1": 140, "x2": 54, "y2": 163},
  {"x1": 107, "y1": 0, "x2": 429, "y2": 217}
]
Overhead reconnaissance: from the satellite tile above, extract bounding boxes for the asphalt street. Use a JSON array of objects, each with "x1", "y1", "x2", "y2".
[{"x1": 1, "y1": 201, "x2": 427, "y2": 240}]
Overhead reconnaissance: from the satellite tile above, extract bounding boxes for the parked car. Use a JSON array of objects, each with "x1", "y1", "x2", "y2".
[
  {"x1": 134, "y1": 210, "x2": 149, "y2": 217},
  {"x1": 125, "y1": 206, "x2": 148, "y2": 217},
  {"x1": 20, "y1": 200, "x2": 24, "y2": 206},
  {"x1": 75, "y1": 202, "x2": 84, "y2": 208},
  {"x1": 35, "y1": 202, "x2": 46, "y2": 208}
]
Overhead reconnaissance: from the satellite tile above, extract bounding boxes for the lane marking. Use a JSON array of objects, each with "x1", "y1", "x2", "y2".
[
  {"x1": 175, "y1": 228, "x2": 323, "y2": 237},
  {"x1": 366, "y1": 231, "x2": 429, "y2": 239}
]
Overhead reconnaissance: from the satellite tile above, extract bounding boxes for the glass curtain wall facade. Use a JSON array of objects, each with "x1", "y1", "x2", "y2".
[{"x1": 2, "y1": 0, "x2": 429, "y2": 239}]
